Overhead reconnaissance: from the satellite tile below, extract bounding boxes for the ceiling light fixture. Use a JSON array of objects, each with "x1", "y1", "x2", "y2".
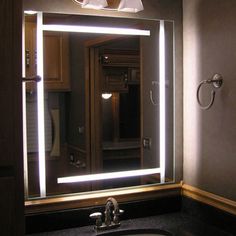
[
  {"x1": 118, "y1": 0, "x2": 144, "y2": 13},
  {"x1": 82, "y1": 0, "x2": 108, "y2": 9},
  {"x1": 73, "y1": 0, "x2": 144, "y2": 13}
]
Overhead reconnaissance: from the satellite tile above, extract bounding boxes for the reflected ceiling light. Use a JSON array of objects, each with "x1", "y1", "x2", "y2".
[
  {"x1": 73, "y1": 0, "x2": 144, "y2": 13},
  {"x1": 82, "y1": 0, "x2": 108, "y2": 9},
  {"x1": 118, "y1": 0, "x2": 144, "y2": 13},
  {"x1": 102, "y1": 93, "x2": 112, "y2": 99}
]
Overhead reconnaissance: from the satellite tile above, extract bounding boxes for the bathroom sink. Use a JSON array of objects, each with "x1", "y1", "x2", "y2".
[{"x1": 97, "y1": 228, "x2": 172, "y2": 236}]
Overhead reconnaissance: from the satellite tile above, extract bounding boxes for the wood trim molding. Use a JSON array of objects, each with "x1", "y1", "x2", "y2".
[
  {"x1": 182, "y1": 184, "x2": 236, "y2": 216},
  {"x1": 25, "y1": 182, "x2": 236, "y2": 216},
  {"x1": 25, "y1": 183, "x2": 181, "y2": 214}
]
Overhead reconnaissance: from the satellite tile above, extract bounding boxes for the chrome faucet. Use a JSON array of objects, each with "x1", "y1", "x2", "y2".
[
  {"x1": 90, "y1": 197, "x2": 124, "y2": 231},
  {"x1": 105, "y1": 197, "x2": 123, "y2": 226}
]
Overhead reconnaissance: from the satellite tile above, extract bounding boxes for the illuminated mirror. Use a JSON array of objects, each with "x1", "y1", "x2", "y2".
[{"x1": 23, "y1": 12, "x2": 174, "y2": 199}]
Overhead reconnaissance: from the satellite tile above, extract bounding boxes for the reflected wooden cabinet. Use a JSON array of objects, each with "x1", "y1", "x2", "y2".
[
  {"x1": 101, "y1": 50, "x2": 140, "y2": 93},
  {"x1": 101, "y1": 50, "x2": 140, "y2": 66},
  {"x1": 103, "y1": 67, "x2": 129, "y2": 93},
  {"x1": 25, "y1": 20, "x2": 70, "y2": 91},
  {"x1": 25, "y1": 21, "x2": 36, "y2": 79},
  {"x1": 128, "y1": 67, "x2": 140, "y2": 84}
]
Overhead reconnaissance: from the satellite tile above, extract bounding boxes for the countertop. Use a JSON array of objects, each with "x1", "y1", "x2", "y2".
[{"x1": 27, "y1": 211, "x2": 233, "y2": 236}]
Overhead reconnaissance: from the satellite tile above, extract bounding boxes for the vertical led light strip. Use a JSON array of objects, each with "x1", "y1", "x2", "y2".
[
  {"x1": 22, "y1": 82, "x2": 29, "y2": 198},
  {"x1": 159, "y1": 20, "x2": 166, "y2": 183},
  {"x1": 37, "y1": 12, "x2": 46, "y2": 197},
  {"x1": 22, "y1": 15, "x2": 29, "y2": 198}
]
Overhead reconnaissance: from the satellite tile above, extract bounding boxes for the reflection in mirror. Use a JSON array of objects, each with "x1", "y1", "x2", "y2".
[{"x1": 23, "y1": 12, "x2": 174, "y2": 199}]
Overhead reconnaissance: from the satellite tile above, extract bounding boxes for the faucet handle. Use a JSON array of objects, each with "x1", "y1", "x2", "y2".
[
  {"x1": 113, "y1": 209, "x2": 124, "y2": 215},
  {"x1": 113, "y1": 209, "x2": 124, "y2": 224},
  {"x1": 89, "y1": 212, "x2": 102, "y2": 228},
  {"x1": 119, "y1": 209, "x2": 124, "y2": 214}
]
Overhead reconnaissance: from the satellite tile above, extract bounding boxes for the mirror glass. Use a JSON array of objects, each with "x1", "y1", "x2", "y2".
[{"x1": 23, "y1": 13, "x2": 174, "y2": 199}]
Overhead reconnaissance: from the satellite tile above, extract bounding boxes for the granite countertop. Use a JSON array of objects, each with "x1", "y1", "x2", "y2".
[{"x1": 27, "y1": 212, "x2": 233, "y2": 236}]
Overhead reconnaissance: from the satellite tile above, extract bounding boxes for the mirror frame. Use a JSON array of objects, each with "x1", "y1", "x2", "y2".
[{"x1": 25, "y1": 183, "x2": 182, "y2": 214}]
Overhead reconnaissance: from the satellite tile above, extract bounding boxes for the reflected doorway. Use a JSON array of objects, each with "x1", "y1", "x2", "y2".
[{"x1": 87, "y1": 36, "x2": 142, "y2": 189}]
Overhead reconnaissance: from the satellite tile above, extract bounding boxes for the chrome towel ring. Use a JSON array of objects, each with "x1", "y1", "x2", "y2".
[{"x1": 197, "y1": 73, "x2": 223, "y2": 110}]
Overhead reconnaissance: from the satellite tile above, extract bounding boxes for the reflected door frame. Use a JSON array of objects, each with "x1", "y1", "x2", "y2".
[{"x1": 85, "y1": 35, "x2": 144, "y2": 190}]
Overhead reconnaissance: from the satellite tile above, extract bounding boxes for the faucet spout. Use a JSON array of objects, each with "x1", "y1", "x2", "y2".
[
  {"x1": 90, "y1": 197, "x2": 124, "y2": 231},
  {"x1": 105, "y1": 197, "x2": 120, "y2": 226}
]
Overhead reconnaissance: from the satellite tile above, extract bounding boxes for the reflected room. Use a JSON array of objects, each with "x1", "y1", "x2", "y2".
[{"x1": 23, "y1": 13, "x2": 174, "y2": 199}]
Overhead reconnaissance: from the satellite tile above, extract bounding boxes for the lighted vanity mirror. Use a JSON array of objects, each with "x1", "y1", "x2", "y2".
[{"x1": 23, "y1": 12, "x2": 175, "y2": 199}]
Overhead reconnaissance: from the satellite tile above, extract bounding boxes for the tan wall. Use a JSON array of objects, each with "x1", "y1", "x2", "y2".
[{"x1": 183, "y1": 0, "x2": 236, "y2": 200}]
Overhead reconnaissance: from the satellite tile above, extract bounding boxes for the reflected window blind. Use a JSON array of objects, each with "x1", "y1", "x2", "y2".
[{"x1": 26, "y1": 96, "x2": 52, "y2": 153}]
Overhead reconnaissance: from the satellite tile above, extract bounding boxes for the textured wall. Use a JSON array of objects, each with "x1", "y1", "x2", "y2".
[{"x1": 183, "y1": 0, "x2": 236, "y2": 200}]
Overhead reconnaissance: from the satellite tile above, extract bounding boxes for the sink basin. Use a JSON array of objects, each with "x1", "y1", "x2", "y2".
[{"x1": 97, "y1": 229, "x2": 172, "y2": 236}]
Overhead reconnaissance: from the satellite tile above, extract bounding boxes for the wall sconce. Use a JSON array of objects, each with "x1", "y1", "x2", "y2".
[{"x1": 73, "y1": 0, "x2": 144, "y2": 13}]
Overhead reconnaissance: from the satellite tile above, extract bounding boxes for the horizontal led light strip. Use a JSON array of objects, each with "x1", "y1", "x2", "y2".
[
  {"x1": 42, "y1": 24, "x2": 150, "y2": 36},
  {"x1": 58, "y1": 168, "x2": 161, "y2": 183}
]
